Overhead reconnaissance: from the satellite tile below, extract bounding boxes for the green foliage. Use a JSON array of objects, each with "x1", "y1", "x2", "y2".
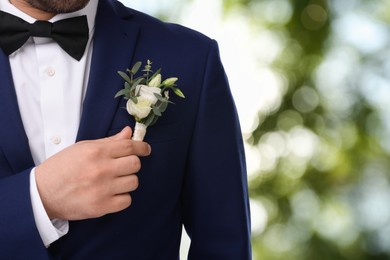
[{"x1": 223, "y1": 0, "x2": 390, "y2": 259}]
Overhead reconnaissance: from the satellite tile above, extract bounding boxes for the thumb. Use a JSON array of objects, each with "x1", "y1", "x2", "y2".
[{"x1": 109, "y1": 126, "x2": 133, "y2": 141}]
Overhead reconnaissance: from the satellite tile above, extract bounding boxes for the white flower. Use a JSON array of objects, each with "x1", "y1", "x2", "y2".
[
  {"x1": 135, "y1": 84, "x2": 161, "y2": 105},
  {"x1": 116, "y1": 60, "x2": 185, "y2": 140},
  {"x1": 126, "y1": 96, "x2": 153, "y2": 119}
]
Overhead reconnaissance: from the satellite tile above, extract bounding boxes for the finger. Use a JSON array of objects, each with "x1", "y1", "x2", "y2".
[
  {"x1": 111, "y1": 126, "x2": 133, "y2": 141},
  {"x1": 126, "y1": 140, "x2": 151, "y2": 157},
  {"x1": 106, "y1": 193, "x2": 133, "y2": 213},
  {"x1": 112, "y1": 155, "x2": 141, "y2": 176},
  {"x1": 94, "y1": 127, "x2": 133, "y2": 143},
  {"x1": 108, "y1": 139, "x2": 151, "y2": 158},
  {"x1": 111, "y1": 174, "x2": 139, "y2": 195}
]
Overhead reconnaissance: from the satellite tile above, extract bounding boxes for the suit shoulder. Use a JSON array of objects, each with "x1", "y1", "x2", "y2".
[{"x1": 111, "y1": 0, "x2": 213, "y2": 46}]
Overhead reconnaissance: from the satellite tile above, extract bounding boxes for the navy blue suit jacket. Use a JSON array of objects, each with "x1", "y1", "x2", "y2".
[{"x1": 0, "y1": 0, "x2": 251, "y2": 259}]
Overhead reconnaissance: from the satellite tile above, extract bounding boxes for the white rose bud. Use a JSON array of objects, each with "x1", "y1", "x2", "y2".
[
  {"x1": 126, "y1": 97, "x2": 153, "y2": 120},
  {"x1": 162, "y1": 77, "x2": 178, "y2": 86},
  {"x1": 148, "y1": 74, "x2": 162, "y2": 88}
]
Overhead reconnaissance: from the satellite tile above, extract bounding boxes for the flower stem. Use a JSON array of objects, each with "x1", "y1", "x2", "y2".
[{"x1": 132, "y1": 122, "x2": 147, "y2": 141}]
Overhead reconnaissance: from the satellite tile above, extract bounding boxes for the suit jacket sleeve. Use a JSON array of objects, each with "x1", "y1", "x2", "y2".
[
  {"x1": 0, "y1": 169, "x2": 50, "y2": 259},
  {"x1": 182, "y1": 40, "x2": 252, "y2": 259}
]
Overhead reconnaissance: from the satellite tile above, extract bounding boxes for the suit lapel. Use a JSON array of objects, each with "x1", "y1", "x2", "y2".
[
  {"x1": 76, "y1": 0, "x2": 139, "y2": 141},
  {"x1": 0, "y1": 52, "x2": 35, "y2": 173}
]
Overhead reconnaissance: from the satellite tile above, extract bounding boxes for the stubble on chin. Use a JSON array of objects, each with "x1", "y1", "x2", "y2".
[{"x1": 25, "y1": 0, "x2": 91, "y2": 14}]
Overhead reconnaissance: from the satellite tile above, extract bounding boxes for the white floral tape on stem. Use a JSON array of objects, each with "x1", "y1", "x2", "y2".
[{"x1": 132, "y1": 122, "x2": 147, "y2": 141}]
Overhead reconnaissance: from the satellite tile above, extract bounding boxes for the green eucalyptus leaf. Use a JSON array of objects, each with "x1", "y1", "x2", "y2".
[
  {"x1": 134, "y1": 76, "x2": 146, "y2": 85},
  {"x1": 152, "y1": 106, "x2": 162, "y2": 116},
  {"x1": 159, "y1": 101, "x2": 169, "y2": 113},
  {"x1": 149, "y1": 115, "x2": 159, "y2": 126},
  {"x1": 154, "y1": 93, "x2": 166, "y2": 102},
  {"x1": 143, "y1": 113, "x2": 156, "y2": 127},
  {"x1": 118, "y1": 71, "x2": 131, "y2": 84},
  {"x1": 129, "y1": 84, "x2": 137, "y2": 96},
  {"x1": 114, "y1": 88, "x2": 128, "y2": 98},
  {"x1": 130, "y1": 61, "x2": 142, "y2": 75}
]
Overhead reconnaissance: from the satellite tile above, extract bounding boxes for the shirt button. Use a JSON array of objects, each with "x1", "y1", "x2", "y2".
[
  {"x1": 46, "y1": 67, "x2": 56, "y2": 77},
  {"x1": 51, "y1": 136, "x2": 61, "y2": 145}
]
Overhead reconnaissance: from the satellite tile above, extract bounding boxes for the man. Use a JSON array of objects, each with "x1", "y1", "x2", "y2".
[{"x1": 0, "y1": 0, "x2": 251, "y2": 259}]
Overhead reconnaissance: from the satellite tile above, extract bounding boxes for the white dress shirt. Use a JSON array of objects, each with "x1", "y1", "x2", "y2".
[{"x1": 0, "y1": 0, "x2": 98, "y2": 247}]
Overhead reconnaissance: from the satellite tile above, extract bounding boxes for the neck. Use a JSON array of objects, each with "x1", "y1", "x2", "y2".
[{"x1": 9, "y1": 0, "x2": 55, "y2": 20}]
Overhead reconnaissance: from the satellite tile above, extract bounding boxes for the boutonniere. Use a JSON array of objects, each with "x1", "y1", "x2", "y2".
[{"x1": 115, "y1": 60, "x2": 185, "y2": 141}]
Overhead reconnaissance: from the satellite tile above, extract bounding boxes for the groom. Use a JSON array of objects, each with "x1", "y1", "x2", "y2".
[{"x1": 0, "y1": 0, "x2": 251, "y2": 259}]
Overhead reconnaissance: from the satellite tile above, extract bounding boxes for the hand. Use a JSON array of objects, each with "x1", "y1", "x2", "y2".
[{"x1": 35, "y1": 126, "x2": 151, "y2": 220}]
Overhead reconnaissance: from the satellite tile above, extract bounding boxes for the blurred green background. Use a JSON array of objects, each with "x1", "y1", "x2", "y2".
[{"x1": 121, "y1": 0, "x2": 390, "y2": 259}]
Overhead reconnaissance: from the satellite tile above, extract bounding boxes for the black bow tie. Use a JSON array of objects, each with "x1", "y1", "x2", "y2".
[{"x1": 0, "y1": 11, "x2": 89, "y2": 61}]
